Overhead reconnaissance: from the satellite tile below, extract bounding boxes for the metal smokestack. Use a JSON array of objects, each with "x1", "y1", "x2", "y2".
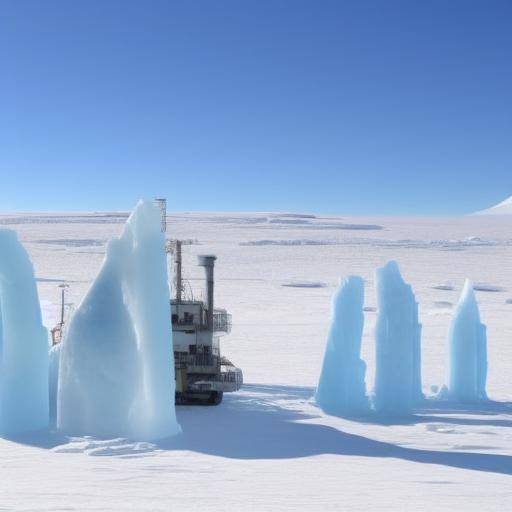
[{"x1": 198, "y1": 255, "x2": 216, "y2": 330}]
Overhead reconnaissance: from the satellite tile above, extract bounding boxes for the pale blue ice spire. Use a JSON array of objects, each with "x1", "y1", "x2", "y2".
[
  {"x1": 58, "y1": 200, "x2": 181, "y2": 440},
  {"x1": 374, "y1": 261, "x2": 423, "y2": 415},
  {"x1": 0, "y1": 230, "x2": 49, "y2": 435},
  {"x1": 447, "y1": 279, "x2": 488, "y2": 402},
  {"x1": 316, "y1": 276, "x2": 368, "y2": 415}
]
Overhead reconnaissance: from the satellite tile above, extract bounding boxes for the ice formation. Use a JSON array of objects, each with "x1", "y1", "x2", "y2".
[
  {"x1": 316, "y1": 276, "x2": 368, "y2": 415},
  {"x1": 446, "y1": 280, "x2": 487, "y2": 402},
  {"x1": 374, "y1": 261, "x2": 422, "y2": 415},
  {"x1": 58, "y1": 200, "x2": 181, "y2": 440},
  {"x1": 0, "y1": 230, "x2": 49, "y2": 434},
  {"x1": 48, "y1": 343, "x2": 61, "y2": 424}
]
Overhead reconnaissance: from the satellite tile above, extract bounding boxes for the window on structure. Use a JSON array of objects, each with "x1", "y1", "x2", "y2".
[
  {"x1": 172, "y1": 314, "x2": 178, "y2": 324},
  {"x1": 189, "y1": 344, "x2": 197, "y2": 355},
  {"x1": 183, "y1": 312, "x2": 195, "y2": 324}
]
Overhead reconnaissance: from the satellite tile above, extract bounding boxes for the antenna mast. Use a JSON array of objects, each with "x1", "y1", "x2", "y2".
[
  {"x1": 154, "y1": 197, "x2": 184, "y2": 302},
  {"x1": 58, "y1": 283, "x2": 69, "y2": 324},
  {"x1": 175, "y1": 240, "x2": 183, "y2": 303}
]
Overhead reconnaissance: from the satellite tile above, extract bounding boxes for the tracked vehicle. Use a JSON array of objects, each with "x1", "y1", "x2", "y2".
[
  {"x1": 156, "y1": 197, "x2": 242, "y2": 405},
  {"x1": 169, "y1": 244, "x2": 243, "y2": 405}
]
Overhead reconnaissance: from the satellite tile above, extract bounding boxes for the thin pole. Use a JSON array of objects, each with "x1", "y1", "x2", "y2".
[
  {"x1": 58, "y1": 284, "x2": 69, "y2": 324},
  {"x1": 175, "y1": 240, "x2": 182, "y2": 302}
]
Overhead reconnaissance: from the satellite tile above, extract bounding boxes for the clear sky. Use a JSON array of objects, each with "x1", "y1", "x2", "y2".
[{"x1": 1, "y1": 0, "x2": 511, "y2": 214}]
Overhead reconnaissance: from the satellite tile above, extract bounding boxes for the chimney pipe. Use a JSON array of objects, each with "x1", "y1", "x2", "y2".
[{"x1": 197, "y1": 255, "x2": 216, "y2": 330}]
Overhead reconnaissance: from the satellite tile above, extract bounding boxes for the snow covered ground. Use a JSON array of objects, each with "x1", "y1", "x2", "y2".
[{"x1": 1, "y1": 211, "x2": 512, "y2": 511}]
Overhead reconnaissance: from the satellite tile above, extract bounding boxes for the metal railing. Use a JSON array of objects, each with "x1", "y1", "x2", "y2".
[
  {"x1": 213, "y1": 309, "x2": 232, "y2": 333},
  {"x1": 219, "y1": 371, "x2": 241, "y2": 384},
  {"x1": 174, "y1": 352, "x2": 219, "y2": 368}
]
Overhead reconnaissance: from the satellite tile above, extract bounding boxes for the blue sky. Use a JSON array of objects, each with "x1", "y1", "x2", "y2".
[{"x1": 1, "y1": 0, "x2": 511, "y2": 214}]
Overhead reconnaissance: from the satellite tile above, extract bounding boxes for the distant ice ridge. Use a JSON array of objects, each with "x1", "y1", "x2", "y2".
[
  {"x1": 240, "y1": 237, "x2": 510, "y2": 250},
  {"x1": 446, "y1": 280, "x2": 487, "y2": 402},
  {"x1": 374, "y1": 261, "x2": 423, "y2": 415},
  {"x1": 58, "y1": 200, "x2": 181, "y2": 440},
  {"x1": 316, "y1": 276, "x2": 368, "y2": 415},
  {"x1": 0, "y1": 230, "x2": 49, "y2": 434},
  {"x1": 474, "y1": 195, "x2": 512, "y2": 215}
]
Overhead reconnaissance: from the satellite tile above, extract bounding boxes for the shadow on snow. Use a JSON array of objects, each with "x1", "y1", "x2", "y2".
[
  {"x1": 157, "y1": 384, "x2": 512, "y2": 476},
  {"x1": 6, "y1": 384, "x2": 512, "y2": 476}
]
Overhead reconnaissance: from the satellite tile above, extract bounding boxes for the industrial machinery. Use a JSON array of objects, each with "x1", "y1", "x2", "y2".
[
  {"x1": 159, "y1": 200, "x2": 243, "y2": 405},
  {"x1": 51, "y1": 199, "x2": 243, "y2": 406},
  {"x1": 169, "y1": 246, "x2": 243, "y2": 404}
]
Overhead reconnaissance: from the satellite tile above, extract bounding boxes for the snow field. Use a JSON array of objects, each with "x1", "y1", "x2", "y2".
[{"x1": 0, "y1": 211, "x2": 511, "y2": 510}]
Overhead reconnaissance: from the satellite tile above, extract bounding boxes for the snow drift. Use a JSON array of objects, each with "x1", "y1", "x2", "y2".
[
  {"x1": 58, "y1": 200, "x2": 181, "y2": 440},
  {"x1": 316, "y1": 276, "x2": 368, "y2": 415},
  {"x1": 374, "y1": 261, "x2": 423, "y2": 415},
  {"x1": 446, "y1": 280, "x2": 487, "y2": 402},
  {"x1": 0, "y1": 230, "x2": 49, "y2": 434}
]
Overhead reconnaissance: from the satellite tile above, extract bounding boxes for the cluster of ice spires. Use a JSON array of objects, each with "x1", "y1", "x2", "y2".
[
  {"x1": 0, "y1": 230, "x2": 49, "y2": 435},
  {"x1": 317, "y1": 261, "x2": 488, "y2": 417},
  {"x1": 0, "y1": 200, "x2": 180, "y2": 440},
  {"x1": 0, "y1": 202, "x2": 492, "y2": 434},
  {"x1": 58, "y1": 200, "x2": 181, "y2": 440}
]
